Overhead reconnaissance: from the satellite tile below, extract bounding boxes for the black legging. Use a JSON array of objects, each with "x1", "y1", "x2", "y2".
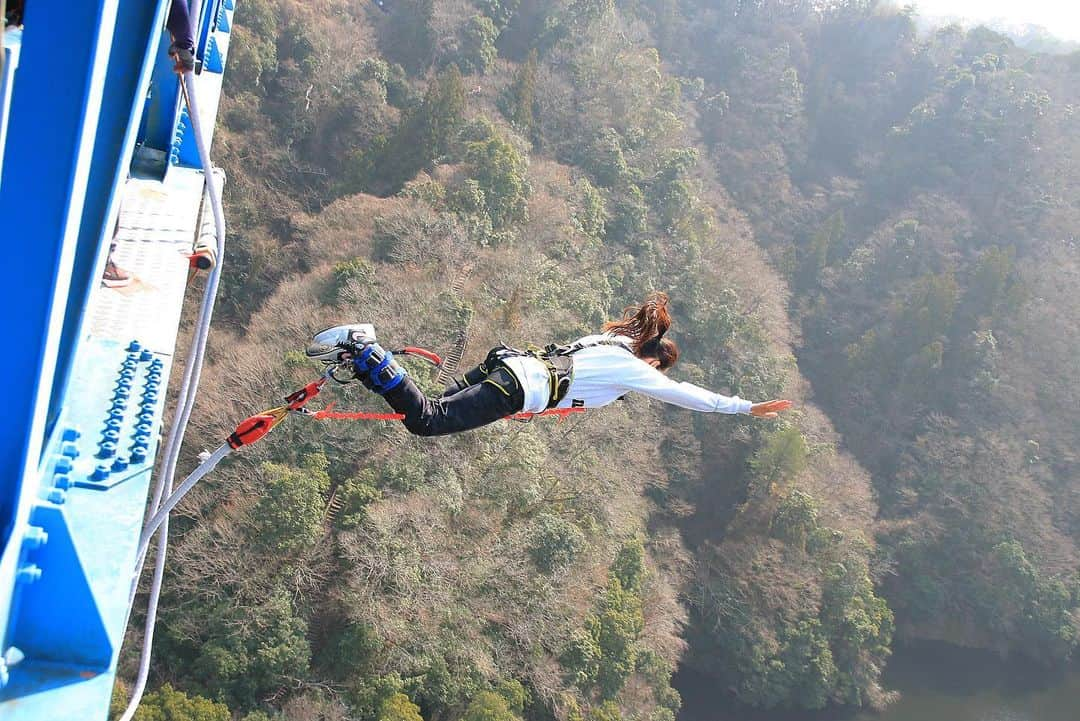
[{"x1": 382, "y1": 365, "x2": 525, "y2": 436}]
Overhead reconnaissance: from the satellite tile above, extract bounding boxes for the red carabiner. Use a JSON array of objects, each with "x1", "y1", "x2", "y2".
[{"x1": 284, "y1": 377, "x2": 327, "y2": 410}]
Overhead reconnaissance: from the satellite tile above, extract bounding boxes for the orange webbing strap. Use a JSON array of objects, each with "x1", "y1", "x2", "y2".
[
  {"x1": 507, "y1": 407, "x2": 586, "y2": 422},
  {"x1": 312, "y1": 403, "x2": 405, "y2": 421}
]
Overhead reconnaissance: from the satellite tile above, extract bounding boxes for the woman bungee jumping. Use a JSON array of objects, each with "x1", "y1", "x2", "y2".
[{"x1": 306, "y1": 292, "x2": 792, "y2": 436}]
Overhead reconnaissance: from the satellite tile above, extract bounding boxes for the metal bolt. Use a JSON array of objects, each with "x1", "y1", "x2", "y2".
[
  {"x1": 60, "y1": 442, "x2": 79, "y2": 459},
  {"x1": 112, "y1": 456, "x2": 129, "y2": 472},
  {"x1": 98, "y1": 441, "x2": 117, "y2": 459},
  {"x1": 101, "y1": 429, "x2": 120, "y2": 444},
  {"x1": 127, "y1": 340, "x2": 141, "y2": 352},
  {"x1": 47, "y1": 488, "x2": 66, "y2": 504},
  {"x1": 15, "y1": 565, "x2": 41, "y2": 584},
  {"x1": 139, "y1": 349, "x2": 153, "y2": 362},
  {"x1": 54, "y1": 474, "x2": 72, "y2": 490},
  {"x1": 131, "y1": 446, "x2": 148, "y2": 464},
  {"x1": 54, "y1": 457, "x2": 73, "y2": 475},
  {"x1": 61, "y1": 427, "x2": 81, "y2": 442},
  {"x1": 105, "y1": 418, "x2": 122, "y2": 432},
  {"x1": 91, "y1": 464, "x2": 111, "y2": 481},
  {"x1": 22, "y1": 526, "x2": 48, "y2": 551}
]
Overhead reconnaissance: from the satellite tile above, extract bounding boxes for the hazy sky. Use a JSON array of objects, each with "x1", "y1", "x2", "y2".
[{"x1": 913, "y1": 0, "x2": 1080, "y2": 41}]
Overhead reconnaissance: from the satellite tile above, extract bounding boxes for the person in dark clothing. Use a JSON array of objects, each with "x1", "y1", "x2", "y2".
[
  {"x1": 4, "y1": 0, "x2": 24, "y2": 28},
  {"x1": 167, "y1": 0, "x2": 195, "y2": 73}
]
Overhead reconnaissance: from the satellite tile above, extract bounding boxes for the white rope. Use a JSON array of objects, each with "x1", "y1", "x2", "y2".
[
  {"x1": 118, "y1": 68, "x2": 227, "y2": 721},
  {"x1": 136, "y1": 442, "x2": 230, "y2": 567}
]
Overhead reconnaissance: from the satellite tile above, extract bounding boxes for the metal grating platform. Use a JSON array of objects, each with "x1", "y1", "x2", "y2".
[{"x1": 88, "y1": 172, "x2": 207, "y2": 353}]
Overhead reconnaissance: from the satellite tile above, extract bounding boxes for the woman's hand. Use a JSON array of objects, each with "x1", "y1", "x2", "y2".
[{"x1": 749, "y1": 399, "x2": 793, "y2": 419}]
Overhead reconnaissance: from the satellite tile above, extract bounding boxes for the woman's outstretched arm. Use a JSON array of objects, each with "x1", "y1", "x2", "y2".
[{"x1": 616, "y1": 358, "x2": 791, "y2": 416}]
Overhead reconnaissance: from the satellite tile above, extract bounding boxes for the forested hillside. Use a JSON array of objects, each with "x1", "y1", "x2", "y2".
[{"x1": 118, "y1": 1, "x2": 1080, "y2": 720}]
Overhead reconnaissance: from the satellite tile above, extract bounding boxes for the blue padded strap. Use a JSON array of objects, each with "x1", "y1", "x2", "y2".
[
  {"x1": 358, "y1": 344, "x2": 377, "y2": 364},
  {"x1": 378, "y1": 370, "x2": 407, "y2": 393},
  {"x1": 371, "y1": 353, "x2": 392, "y2": 376}
]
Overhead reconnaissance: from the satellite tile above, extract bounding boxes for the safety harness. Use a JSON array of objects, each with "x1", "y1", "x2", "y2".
[{"x1": 480, "y1": 337, "x2": 635, "y2": 409}]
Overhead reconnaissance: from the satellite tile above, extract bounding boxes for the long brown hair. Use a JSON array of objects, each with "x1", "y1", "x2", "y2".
[{"x1": 603, "y1": 292, "x2": 680, "y2": 370}]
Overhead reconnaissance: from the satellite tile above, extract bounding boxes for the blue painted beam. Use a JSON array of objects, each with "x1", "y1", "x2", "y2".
[
  {"x1": 53, "y1": 0, "x2": 178, "y2": 463},
  {"x1": 0, "y1": 0, "x2": 119, "y2": 610},
  {"x1": 217, "y1": 4, "x2": 231, "y2": 32},
  {"x1": 204, "y1": 34, "x2": 225, "y2": 73},
  {"x1": 139, "y1": 2, "x2": 189, "y2": 167},
  {"x1": 0, "y1": 0, "x2": 173, "y2": 714},
  {"x1": 197, "y1": 0, "x2": 219, "y2": 63}
]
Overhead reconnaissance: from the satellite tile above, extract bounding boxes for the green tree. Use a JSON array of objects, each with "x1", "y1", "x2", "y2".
[
  {"x1": 383, "y1": 0, "x2": 435, "y2": 73},
  {"x1": 593, "y1": 578, "x2": 644, "y2": 699},
  {"x1": 225, "y1": 0, "x2": 277, "y2": 92},
  {"x1": 962, "y1": 245, "x2": 1025, "y2": 322},
  {"x1": 378, "y1": 693, "x2": 424, "y2": 721},
  {"x1": 477, "y1": 0, "x2": 521, "y2": 30},
  {"x1": 133, "y1": 684, "x2": 230, "y2": 721},
  {"x1": 458, "y1": 15, "x2": 499, "y2": 75},
  {"x1": 187, "y1": 587, "x2": 312, "y2": 706},
  {"x1": 605, "y1": 185, "x2": 647, "y2": 244},
  {"x1": 611, "y1": 536, "x2": 645, "y2": 593},
  {"x1": 353, "y1": 65, "x2": 466, "y2": 193},
  {"x1": 748, "y1": 427, "x2": 808, "y2": 496},
  {"x1": 528, "y1": 514, "x2": 586, "y2": 574},
  {"x1": 462, "y1": 691, "x2": 521, "y2": 721},
  {"x1": 574, "y1": 177, "x2": 607, "y2": 240},
  {"x1": 798, "y1": 211, "x2": 845, "y2": 287},
  {"x1": 253, "y1": 452, "x2": 331, "y2": 553},
  {"x1": 464, "y1": 129, "x2": 530, "y2": 230},
  {"x1": 587, "y1": 700, "x2": 622, "y2": 721},
  {"x1": 502, "y1": 50, "x2": 539, "y2": 138},
  {"x1": 771, "y1": 489, "x2": 819, "y2": 552},
  {"x1": 496, "y1": 679, "x2": 529, "y2": 716},
  {"x1": 585, "y1": 129, "x2": 629, "y2": 188}
]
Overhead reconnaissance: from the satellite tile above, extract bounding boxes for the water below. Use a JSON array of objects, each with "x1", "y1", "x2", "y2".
[{"x1": 675, "y1": 642, "x2": 1080, "y2": 721}]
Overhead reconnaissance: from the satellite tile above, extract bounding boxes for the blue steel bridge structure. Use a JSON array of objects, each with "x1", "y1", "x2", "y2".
[{"x1": 0, "y1": 1, "x2": 235, "y2": 718}]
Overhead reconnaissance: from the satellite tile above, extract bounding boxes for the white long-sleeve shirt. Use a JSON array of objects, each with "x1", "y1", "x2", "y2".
[{"x1": 500, "y1": 334, "x2": 753, "y2": 415}]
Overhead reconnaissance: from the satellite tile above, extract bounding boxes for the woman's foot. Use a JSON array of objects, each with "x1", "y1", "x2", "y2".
[{"x1": 102, "y1": 259, "x2": 132, "y2": 288}]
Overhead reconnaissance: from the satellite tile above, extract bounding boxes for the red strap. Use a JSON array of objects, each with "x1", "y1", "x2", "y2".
[
  {"x1": 313, "y1": 410, "x2": 406, "y2": 421},
  {"x1": 400, "y1": 346, "x2": 443, "y2": 366},
  {"x1": 507, "y1": 407, "x2": 586, "y2": 421}
]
